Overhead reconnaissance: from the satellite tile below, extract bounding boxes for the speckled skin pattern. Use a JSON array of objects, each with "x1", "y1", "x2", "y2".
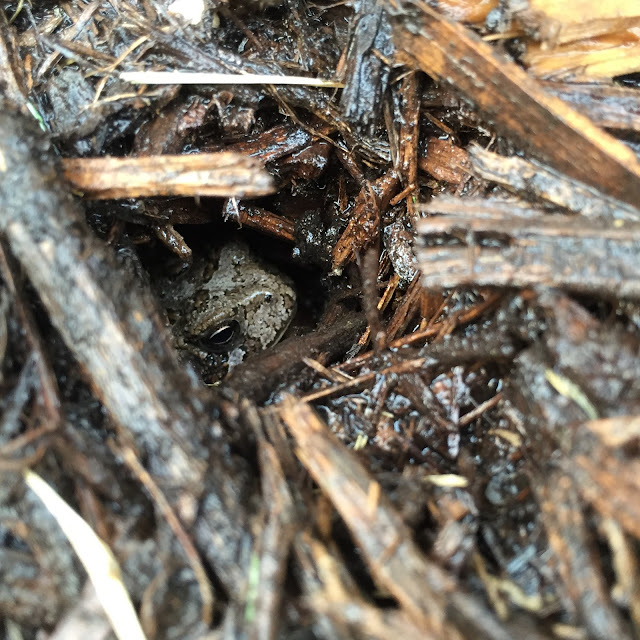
[{"x1": 156, "y1": 241, "x2": 296, "y2": 370}]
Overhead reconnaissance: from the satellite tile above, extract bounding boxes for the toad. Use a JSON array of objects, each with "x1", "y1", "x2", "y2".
[{"x1": 155, "y1": 241, "x2": 296, "y2": 380}]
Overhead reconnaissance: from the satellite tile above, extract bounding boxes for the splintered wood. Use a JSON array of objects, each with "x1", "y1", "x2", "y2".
[
  {"x1": 419, "y1": 137, "x2": 469, "y2": 185},
  {"x1": 221, "y1": 200, "x2": 296, "y2": 243},
  {"x1": 391, "y1": 0, "x2": 640, "y2": 208},
  {"x1": 280, "y1": 398, "x2": 452, "y2": 634},
  {"x1": 62, "y1": 152, "x2": 275, "y2": 199},
  {"x1": 415, "y1": 136, "x2": 640, "y2": 296},
  {"x1": 515, "y1": 0, "x2": 640, "y2": 46},
  {"x1": 331, "y1": 171, "x2": 399, "y2": 272},
  {"x1": 280, "y1": 398, "x2": 514, "y2": 640},
  {"x1": 518, "y1": 0, "x2": 640, "y2": 80},
  {"x1": 541, "y1": 82, "x2": 640, "y2": 132},
  {"x1": 416, "y1": 198, "x2": 640, "y2": 297},
  {"x1": 467, "y1": 146, "x2": 640, "y2": 221}
]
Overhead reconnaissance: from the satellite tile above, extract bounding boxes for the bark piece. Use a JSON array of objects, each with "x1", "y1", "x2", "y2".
[
  {"x1": 468, "y1": 145, "x2": 640, "y2": 221},
  {"x1": 62, "y1": 152, "x2": 274, "y2": 199},
  {"x1": 416, "y1": 198, "x2": 640, "y2": 298}
]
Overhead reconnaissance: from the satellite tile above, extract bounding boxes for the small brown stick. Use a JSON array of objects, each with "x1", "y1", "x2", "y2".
[
  {"x1": 152, "y1": 224, "x2": 192, "y2": 260},
  {"x1": 385, "y1": 271, "x2": 423, "y2": 342},
  {"x1": 356, "y1": 270, "x2": 400, "y2": 350},
  {"x1": 223, "y1": 199, "x2": 296, "y2": 243},
  {"x1": 302, "y1": 357, "x2": 352, "y2": 384},
  {"x1": 336, "y1": 291, "x2": 503, "y2": 372},
  {"x1": 457, "y1": 392, "x2": 503, "y2": 427},
  {"x1": 389, "y1": 183, "x2": 417, "y2": 206},
  {"x1": 0, "y1": 423, "x2": 54, "y2": 457},
  {"x1": 115, "y1": 442, "x2": 214, "y2": 626},
  {"x1": 396, "y1": 70, "x2": 420, "y2": 192},
  {"x1": 392, "y1": 290, "x2": 502, "y2": 346},
  {"x1": 0, "y1": 444, "x2": 46, "y2": 471},
  {"x1": 222, "y1": 122, "x2": 333, "y2": 161},
  {"x1": 359, "y1": 247, "x2": 387, "y2": 352},
  {"x1": 301, "y1": 358, "x2": 427, "y2": 402}
]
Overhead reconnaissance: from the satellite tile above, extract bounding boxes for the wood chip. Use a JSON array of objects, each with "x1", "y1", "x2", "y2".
[{"x1": 62, "y1": 152, "x2": 275, "y2": 199}]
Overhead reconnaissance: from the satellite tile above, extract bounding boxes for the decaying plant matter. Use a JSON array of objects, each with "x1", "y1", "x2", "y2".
[{"x1": 2, "y1": 0, "x2": 640, "y2": 639}]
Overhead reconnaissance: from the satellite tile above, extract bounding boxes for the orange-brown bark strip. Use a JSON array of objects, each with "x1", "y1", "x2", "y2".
[
  {"x1": 234, "y1": 204, "x2": 296, "y2": 243},
  {"x1": 332, "y1": 171, "x2": 399, "y2": 271},
  {"x1": 397, "y1": 71, "x2": 420, "y2": 191},
  {"x1": 419, "y1": 137, "x2": 470, "y2": 185},
  {"x1": 391, "y1": 0, "x2": 640, "y2": 208}
]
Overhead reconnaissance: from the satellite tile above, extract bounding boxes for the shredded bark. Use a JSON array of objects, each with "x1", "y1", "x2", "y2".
[{"x1": 2, "y1": 1, "x2": 640, "y2": 639}]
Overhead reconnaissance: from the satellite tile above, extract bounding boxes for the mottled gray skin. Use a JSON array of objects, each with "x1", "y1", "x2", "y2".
[{"x1": 156, "y1": 241, "x2": 296, "y2": 376}]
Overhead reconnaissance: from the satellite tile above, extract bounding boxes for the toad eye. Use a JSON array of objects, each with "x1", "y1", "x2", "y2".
[{"x1": 198, "y1": 320, "x2": 241, "y2": 353}]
